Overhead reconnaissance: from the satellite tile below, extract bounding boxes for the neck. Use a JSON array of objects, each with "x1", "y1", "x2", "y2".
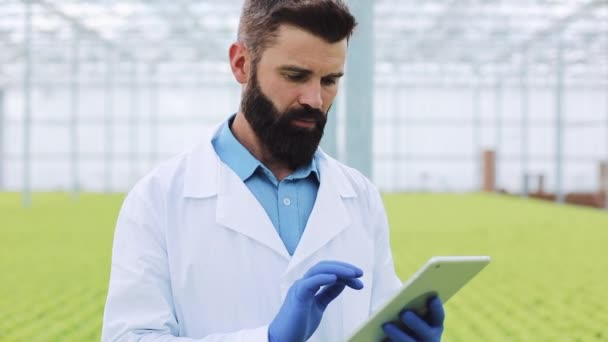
[{"x1": 231, "y1": 112, "x2": 293, "y2": 181}]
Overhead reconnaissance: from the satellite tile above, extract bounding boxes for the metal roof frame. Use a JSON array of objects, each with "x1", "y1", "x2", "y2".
[{"x1": 0, "y1": 0, "x2": 606, "y2": 87}]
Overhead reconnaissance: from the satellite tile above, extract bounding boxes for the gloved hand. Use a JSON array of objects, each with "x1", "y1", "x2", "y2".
[
  {"x1": 268, "y1": 261, "x2": 364, "y2": 342},
  {"x1": 382, "y1": 296, "x2": 445, "y2": 342}
]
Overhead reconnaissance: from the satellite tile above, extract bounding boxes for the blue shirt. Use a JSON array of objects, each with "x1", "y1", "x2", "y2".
[{"x1": 211, "y1": 117, "x2": 320, "y2": 256}]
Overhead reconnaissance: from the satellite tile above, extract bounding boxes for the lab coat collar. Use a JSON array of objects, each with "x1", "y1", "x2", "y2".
[
  {"x1": 184, "y1": 125, "x2": 290, "y2": 258},
  {"x1": 212, "y1": 117, "x2": 260, "y2": 182},
  {"x1": 183, "y1": 119, "x2": 358, "y2": 263},
  {"x1": 216, "y1": 161, "x2": 291, "y2": 260},
  {"x1": 183, "y1": 120, "x2": 356, "y2": 199},
  {"x1": 182, "y1": 122, "x2": 224, "y2": 199},
  {"x1": 213, "y1": 116, "x2": 320, "y2": 185}
]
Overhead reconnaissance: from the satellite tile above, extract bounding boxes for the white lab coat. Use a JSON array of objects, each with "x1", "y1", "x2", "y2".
[{"x1": 102, "y1": 123, "x2": 402, "y2": 342}]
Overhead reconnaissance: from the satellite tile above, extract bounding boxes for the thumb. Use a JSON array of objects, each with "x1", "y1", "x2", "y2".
[
  {"x1": 294, "y1": 274, "x2": 338, "y2": 301},
  {"x1": 315, "y1": 283, "x2": 346, "y2": 310}
]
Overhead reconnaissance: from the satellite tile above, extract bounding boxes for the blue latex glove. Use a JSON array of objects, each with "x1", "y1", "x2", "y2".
[
  {"x1": 382, "y1": 296, "x2": 445, "y2": 342},
  {"x1": 268, "y1": 261, "x2": 364, "y2": 342}
]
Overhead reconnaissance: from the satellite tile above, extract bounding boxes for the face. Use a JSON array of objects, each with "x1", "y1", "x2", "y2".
[{"x1": 241, "y1": 24, "x2": 347, "y2": 169}]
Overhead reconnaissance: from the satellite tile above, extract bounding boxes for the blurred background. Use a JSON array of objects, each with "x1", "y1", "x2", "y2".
[
  {"x1": 1, "y1": 0, "x2": 607, "y2": 341},
  {"x1": 0, "y1": 0, "x2": 606, "y2": 202}
]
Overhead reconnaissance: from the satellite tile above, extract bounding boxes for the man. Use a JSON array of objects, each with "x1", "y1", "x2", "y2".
[{"x1": 102, "y1": 1, "x2": 445, "y2": 341}]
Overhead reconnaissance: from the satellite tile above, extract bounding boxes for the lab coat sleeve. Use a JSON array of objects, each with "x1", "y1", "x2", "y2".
[
  {"x1": 368, "y1": 184, "x2": 403, "y2": 312},
  {"x1": 102, "y1": 185, "x2": 271, "y2": 342}
]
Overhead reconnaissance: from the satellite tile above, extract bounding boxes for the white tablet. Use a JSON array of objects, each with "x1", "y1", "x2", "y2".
[{"x1": 347, "y1": 256, "x2": 491, "y2": 342}]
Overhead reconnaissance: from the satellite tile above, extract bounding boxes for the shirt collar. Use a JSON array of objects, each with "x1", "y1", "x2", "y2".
[
  {"x1": 286, "y1": 156, "x2": 319, "y2": 182},
  {"x1": 212, "y1": 115, "x2": 320, "y2": 183}
]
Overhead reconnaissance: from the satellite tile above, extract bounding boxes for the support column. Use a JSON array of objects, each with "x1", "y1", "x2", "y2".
[
  {"x1": 604, "y1": 78, "x2": 608, "y2": 210},
  {"x1": 472, "y1": 67, "x2": 482, "y2": 191},
  {"x1": 0, "y1": 89, "x2": 4, "y2": 190},
  {"x1": 494, "y1": 81, "x2": 503, "y2": 192},
  {"x1": 394, "y1": 86, "x2": 403, "y2": 191},
  {"x1": 521, "y1": 54, "x2": 530, "y2": 197},
  {"x1": 22, "y1": 0, "x2": 32, "y2": 207},
  {"x1": 555, "y1": 39, "x2": 565, "y2": 204},
  {"x1": 104, "y1": 47, "x2": 114, "y2": 193},
  {"x1": 150, "y1": 64, "x2": 159, "y2": 166},
  {"x1": 129, "y1": 61, "x2": 139, "y2": 185},
  {"x1": 345, "y1": 0, "x2": 374, "y2": 178},
  {"x1": 321, "y1": 97, "x2": 338, "y2": 157},
  {"x1": 70, "y1": 30, "x2": 80, "y2": 198}
]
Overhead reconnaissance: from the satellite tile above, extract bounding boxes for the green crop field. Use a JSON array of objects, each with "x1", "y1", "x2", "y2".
[{"x1": 1, "y1": 192, "x2": 607, "y2": 341}]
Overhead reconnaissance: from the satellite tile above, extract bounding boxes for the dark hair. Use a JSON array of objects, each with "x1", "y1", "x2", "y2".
[{"x1": 238, "y1": 0, "x2": 357, "y2": 62}]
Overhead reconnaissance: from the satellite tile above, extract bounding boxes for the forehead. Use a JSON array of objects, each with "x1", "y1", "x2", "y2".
[{"x1": 258, "y1": 24, "x2": 347, "y2": 74}]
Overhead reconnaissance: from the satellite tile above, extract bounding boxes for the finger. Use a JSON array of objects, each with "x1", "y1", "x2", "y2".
[
  {"x1": 304, "y1": 261, "x2": 363, "y2": 278},
  {"x1": 382, "y1": 323, "x2": 417, "y2": 342},
  {"x1": 314, "y1": 277, "x2": 364, "y2": 309},
  {"x1": 295, "y1": 274, "x2": 338, "y2": 300},
  {"x1": 316, "y1": 283, "x2": 346, "y2": 309},
  {"x1": 336, "y1": 277, "x2": 364, "y2": 290},
  {"x1": 399, "y1": 310, "x2": 433, "y2": 341},
  {"x1": 427, "y1": 296, "x2": 445, "y2": 327},
  {"x1": 304, "y1": 262, "x2": 363, "y2": 278},
  {"x1": 313, "y1": 260, "x2": 364, "y2": 274}
]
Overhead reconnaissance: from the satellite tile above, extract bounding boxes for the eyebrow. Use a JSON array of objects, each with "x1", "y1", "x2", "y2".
[{"x1": 279, "y1": 65, "x2": 344, "y2": 78}]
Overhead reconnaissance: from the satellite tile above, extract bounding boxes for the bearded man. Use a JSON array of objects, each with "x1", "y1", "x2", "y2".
[{"x1": 102, "y1": 1, "x2": 445, "y2": 341}]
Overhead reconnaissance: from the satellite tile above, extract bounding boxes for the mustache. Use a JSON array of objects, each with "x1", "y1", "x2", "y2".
[{"x1": 281, "y1": 106, "x2": 326, "y2": 125}]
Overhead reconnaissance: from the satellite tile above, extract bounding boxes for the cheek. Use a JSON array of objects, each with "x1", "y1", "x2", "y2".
[
  {"x1": 274, "y1": 89, "x2": 303, "y2": 112},
  {"x1": 259, "y1": 76, "x2": 299, "y2": 111}
]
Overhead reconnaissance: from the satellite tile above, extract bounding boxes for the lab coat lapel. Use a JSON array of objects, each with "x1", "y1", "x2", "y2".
[
  {"x1": 183, "y1": 124, "x2": 290, "y2": 261},
  {"x1": 288, "y1": 153, "x2": 356, "y2": 271},
  {"x1": 216, "y1": 162, "x2": 291, "y2": 261}
]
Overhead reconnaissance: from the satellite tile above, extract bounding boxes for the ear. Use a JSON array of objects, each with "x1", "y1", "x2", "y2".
[{"x1": 229, "y1": 42, "x2": 251, "y2": 85}]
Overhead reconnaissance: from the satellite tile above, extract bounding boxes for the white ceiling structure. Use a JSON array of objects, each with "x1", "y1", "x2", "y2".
[{"x1": 0, "y1": 0, "x2": 607, "y2": 87}]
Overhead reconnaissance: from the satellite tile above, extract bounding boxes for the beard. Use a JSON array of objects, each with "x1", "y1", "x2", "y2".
[{"x1": 241, "y1": 72, "x2": 328, "y2": 170}]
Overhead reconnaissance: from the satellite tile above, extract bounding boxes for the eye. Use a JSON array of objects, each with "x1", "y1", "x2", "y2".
[
  {"x1": 285, "y1": 73, "x2": 307, "y2": 82},
  {"x1": 321, "y1": 77, "x2": 338, "y2": 86}
]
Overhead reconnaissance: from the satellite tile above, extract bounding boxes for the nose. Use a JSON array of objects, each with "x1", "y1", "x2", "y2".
[{"x1": 298, "y1": 82, "x2": 323, "y2": 110}]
